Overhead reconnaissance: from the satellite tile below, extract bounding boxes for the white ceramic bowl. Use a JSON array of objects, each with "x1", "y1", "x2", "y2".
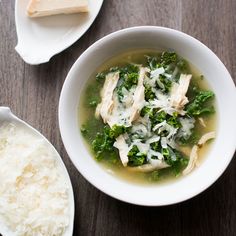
[{"x1": 59, "y1": 26, "x2": 236, "y2": 206}]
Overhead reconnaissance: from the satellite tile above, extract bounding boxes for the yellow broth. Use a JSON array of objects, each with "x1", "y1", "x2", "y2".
[{"x1": 79, "y1": 50, "x2": 217, "y2": 185}]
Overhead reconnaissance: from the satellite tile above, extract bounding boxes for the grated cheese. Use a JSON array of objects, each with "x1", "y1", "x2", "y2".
[
  {"x1": 0, "y1": 123, "x2": 70, "y2": 236},
  {"x1": 177, "y1": 117, "x2": 195, "y2": 139}
]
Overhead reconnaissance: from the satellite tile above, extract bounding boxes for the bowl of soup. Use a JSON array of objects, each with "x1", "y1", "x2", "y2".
[{"x1": 59, "y1": 26, "x2": 236, "y2": 206}]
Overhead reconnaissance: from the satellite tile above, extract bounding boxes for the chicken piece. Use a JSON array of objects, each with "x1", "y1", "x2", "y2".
[
  {"x1": 182, "y1": 145, "x2": 198, "y2": 175},
  {"x1": 183, "y1": 131, "x2": 216, "y2": 175},
  {"x1": 95, "y1": 72, "x2": 120, "y2": 123},
  {"x1": 170, "y1": 74, "x2": 192, "y2": 111},
  {"x1": 198, "y1": 117, "x2": 206, "y2": 127},
  {"x1": 129, "y1": 67, "x2": 146, "y2": 122},
  {"x1": 106, "y1": 93, "x2": 132, "y2": 127},
  {"x1": 198, "y1": 131, "x2": 215, "y2": 147},
  {"x1": 113, "y1": 135, "x2": 129, "y2": 166},
  {"x1": 127, "y1": 160, "x2": 169, "y2": 173}
]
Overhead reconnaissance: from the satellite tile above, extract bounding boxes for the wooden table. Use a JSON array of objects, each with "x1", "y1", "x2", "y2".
[{"x1": 1, "y1": 0, "x2": 235, "y2": 235}]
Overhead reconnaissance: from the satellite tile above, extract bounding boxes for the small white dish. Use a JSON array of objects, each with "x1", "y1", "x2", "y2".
[
  {"x1": 0, "y1": 107, "x2": 74, "y2": 236},
  {"x1": 59, "y1": 26, "x2": 236, "y2": 206},
  {"x1": 15, "y1": 0, "x2": 104, "y2": 65}
]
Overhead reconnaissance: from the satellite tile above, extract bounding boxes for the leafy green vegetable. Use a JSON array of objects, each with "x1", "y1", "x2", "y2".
[
  {"x1": 115, "y1": 64, "x2": 139, "y2": 102},
  {"x1": 162, "y1": 148, "x2": 188, "y2": 176},
  {"x1": 146, "y1": 56, "x2": 158, "y2": 70},
  {"x1": 109, "y1": 125, "x2": 127, "y2": 139},
  {"x1": 92, "y1": 126, "x2": 115, "y2": 159},
  {"x1": 160, "y1": 51, "x2": 177, "y2": 67},
  {"x1": 158, "y1": 74, "x2": 172, "y2": 92},
  {"x1": 116, "y1": 86, "x2": 124, "y2": 103},
  {"x1": 172, "y1": 153, "x2": 188, "y2": 176},
  {"x1": 145, "y1": 51, "x2": 189, "y2": 76},
  {"x1": 96, "y1": 72, "x2": 106, "y2": 81},
  {"x1": 124, "y1": 72, "x2": 139, "y2": 89},
  {"x1": 155, "y1": 110, "x2": 167, "y2": 123},
  {"x1": 177, "y1": 59, "x2": 188, "y2": 72},
  {"x1": 149, "y1": 110, "x2": 181, "y2": 129},
  {"x1": 167, "y1": 112, "x2": 181, "y2": 128},
  {"x1": 120, "y1": 64, "x2": 139, "y2": 74},
  {"x1": 148, "y1": 147, "x2": 188, "y2": 178},
  {"x1": 141, "y1": 108, "x2": 180, "y2": 129},
  {"x1": 91, "y1": 125, "x2": 128, "y2": 160},
  {"x1": 128, "y1": 145, "x2": 147, "y2": 166},
  {"x1": 140, "y1": 106, "x2": 152, "y2": 117},
  {"x1": 146, "y1": 52, "x2": 178, "y2": 70},
  {"x1": 144, "y1": 85, "x2": 155, "y2": 101},
  {"x1": 187, "y1": 90, "x2": 215, "y2": 116},
  {"x1": 150, "y1": 141, "x2": 160, "y2": 152},
  {"x1": 149, "y1": 110, "x2": 166, "y2": 126},
  {"x1": 162, "y1": 148, "x2": 170, "y2": 158},
  {"x1": 149, "y1": 145, "x2": 188, "y2": 176}
]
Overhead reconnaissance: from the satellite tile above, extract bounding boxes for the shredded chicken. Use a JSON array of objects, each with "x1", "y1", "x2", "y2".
[
  {"x1": 198, "y1": 131, "x2": 215, "y2": 147},
  {"x1": 127, "y1": 160, "x2": 169, "y2": 172},
  {"x1": 95, "y1": 72, "x2": 120, "y2": 123},
  {"x1": 106, "y1": 92, "x2": 132, "y2": 127},
  {"x1": 183, "y1": 131, "x2": 216, "y2": 175},
  {"x1": 129, "y1": 67, "x2": 146, "y2": 122},
  {"x1": 170, "y1": 74, "x2": 192, "y2": 111},
  {"x1": 113, "y1": 135, "x2": 129, "y2": 166},
  {"x1": 198, "y1": 117, "x2": 206, "y2": 127},
  {"x1": 182, "y1": 145, "x2": 198, "y2": 175}
]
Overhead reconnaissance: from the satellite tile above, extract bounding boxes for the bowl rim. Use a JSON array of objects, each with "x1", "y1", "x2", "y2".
[{"x1": 59, "y1": 26, "x2": 236, "y2": 206}]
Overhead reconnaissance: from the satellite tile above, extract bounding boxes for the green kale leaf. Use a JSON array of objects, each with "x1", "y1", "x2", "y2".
[
  {"x1": 140, "y1": 106, "x2": 153, "y2": 117},
  {"x1": 149, "y1": 110, "x2": 167, "y2": 127},
  {"x1": 149, "y1": 110, "x2": 181, "y2": 129},
  {"x1": 92, "y1": 126, "x2": 115, "y2": 159},
  {"x1": 124, "y1": 72, "x2": 139, "y2": 89},
  {"x1": 91, "y1": 125, "x2": 128, "y2": 160},
  {"x1": 162, "y1": 148, "x2": 188, "y2": 176},
  {"x1": 146, "y1": 56, "x2": 158, "y2": 70},
  {"x1": 115, "y1": 64, "x2": 139, "y2": 102},
  {"x1": 158, "y1": 74, "x2": 172, "y2": 92},
  {"x1": 144, "y1": 85, "x2": 155, "y2": 101},
  {"x1": 186, "y1": 90, "x2": 215, "y2": 116},
  {"x1": 160, "y1": 51, "x2": 177, "y2": 67},
  {"x1": 128, "y1": 145, "x2": 147, "y2": 166},
  {"x1": 167, "y1": 112, "x2": 181, "y2": 128},
  {"x1": 109, "y1": 125, "x2": 127, "y2": 139},
  {"x1": 150, "y1": 141, "x2": 161, "y2": 152}
]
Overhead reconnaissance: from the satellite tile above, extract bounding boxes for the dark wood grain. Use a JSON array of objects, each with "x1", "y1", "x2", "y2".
[{"x1": 0, "y1": 0, "x2": 235, "y2": 236}]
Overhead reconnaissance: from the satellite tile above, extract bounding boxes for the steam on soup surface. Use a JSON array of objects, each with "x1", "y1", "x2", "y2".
[{"x1": 79, "y1": 50, "x2": 217, "y2": 185}]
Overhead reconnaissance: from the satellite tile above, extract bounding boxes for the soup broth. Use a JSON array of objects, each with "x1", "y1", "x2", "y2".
[{"x1": 79, "y1": 50, "x2": 217, "y2": 185}]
